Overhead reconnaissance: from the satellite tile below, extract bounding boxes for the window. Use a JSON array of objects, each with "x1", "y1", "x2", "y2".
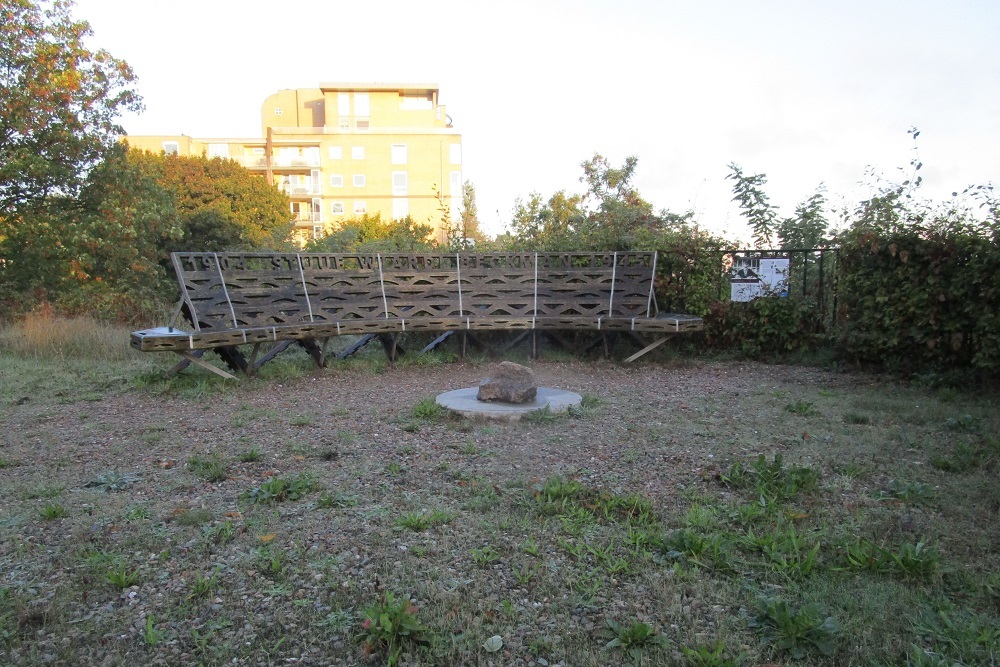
[
  {"x1": 353, "y1": 201, "x2": 367, "y2": 214},
  {"x1": 312, "y1": 225, "x2": 324, "y2": 240},
  {"x1": 354, "y1": 93, "x2": 370, "y2": 117},
  {"x1": 351, "y1": 146, "x2": 365, "y2": 160},
  {"x1": 392, "y1": 198, "x2": 409, "y2": 219},
  {"x1": 338, "y1": 118, "x2": 350, "y2": 130},
  {"x1": 353, "y1": 175, "x2": 366, "y2": 188},
  {"x1": 392, "y1": 171, "x2": 408, "y2": 196},
  {"x1": 355, "y1": 119, "x2": 370, "y2": 131},
  {"x1": 207, "y1": 143, "x2": 229, "y2": 158},
  {"x1": 328, "y1": 146, "x2": 342, "y2": 159},
  {"x1": 311, "y1": 169, "x2": 321, "y2": 194},
  {"x1": 331, "y1": 201, "x2": 344, "y2": 215},
  {"x1": 162, "y1": 141, "x2": 179, "y2": 156},
  {"x1": 338, "y1": 93, "x2": 350, "y2": 116},
  {"x1": 391, "y1": 144, "x2": 407, "y2": 165},
  {"x1": 251, "y1": 147, "x2": 265, "y2": 155},
  {"x1": 329, "y1": 174, "x2": 344, "y2": 187},
  {"x1": 449, "y1": 144, "x2": 462, "y2": 165},
  {"x1": 312, "y1": 198, "x2": 322, "y2": 223}
]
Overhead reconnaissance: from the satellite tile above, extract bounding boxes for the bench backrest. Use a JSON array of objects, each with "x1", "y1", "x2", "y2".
[{"x1": 172, "y1": 251, "x2": 658, "y2": 331}]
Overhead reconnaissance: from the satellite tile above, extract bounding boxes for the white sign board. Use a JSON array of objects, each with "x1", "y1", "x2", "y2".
[{"x1": 731, "y1": 257, "x2": 790, "y2": 302}]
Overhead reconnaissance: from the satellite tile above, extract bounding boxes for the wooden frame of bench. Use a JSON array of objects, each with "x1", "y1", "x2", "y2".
[{"x1": 130, "y1": 251, "x2": 704, "y2": 378}]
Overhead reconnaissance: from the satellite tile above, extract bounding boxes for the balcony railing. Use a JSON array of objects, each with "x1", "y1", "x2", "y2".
[
  {"x1": 280, "y1": 184, "x2": 322, "y2": 197},
  {"x1": 233, "y1": 155, "x2": 321, "y2": 169}
]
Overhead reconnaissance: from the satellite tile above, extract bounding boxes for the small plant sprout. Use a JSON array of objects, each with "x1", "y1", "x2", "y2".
[
  {"x1": 357, "y1": 591, "x2": 430, "y2": 665},
  {"x1": 604, "y1": 618, "x2": 669, "y2": 661}
]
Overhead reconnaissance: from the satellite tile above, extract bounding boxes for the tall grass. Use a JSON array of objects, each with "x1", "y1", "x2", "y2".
[{"x1": 0, "y1": 310, "x2": 135, "y2": 362}]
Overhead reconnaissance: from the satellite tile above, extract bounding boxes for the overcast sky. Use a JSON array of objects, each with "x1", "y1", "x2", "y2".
[{"x1": 75, "y1": 0, "x2": 999, "y2": 241}]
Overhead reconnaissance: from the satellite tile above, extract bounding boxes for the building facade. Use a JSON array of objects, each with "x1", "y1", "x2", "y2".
[{"x1": 124, "y1": 83, "x2": 463, "y2": 245}]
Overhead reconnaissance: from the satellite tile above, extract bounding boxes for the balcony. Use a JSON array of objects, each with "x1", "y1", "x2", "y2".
[
  {"x1": 279, "y1": 183, "x2": 322, "y2": 197},
  {"x1": 234, "y1": 155, "x2": 321, "y2": 170}
]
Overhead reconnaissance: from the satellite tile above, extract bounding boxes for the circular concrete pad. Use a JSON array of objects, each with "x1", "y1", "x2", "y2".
[{"x1": 436, "y1": 387, "x2": 582, "y2": 420}]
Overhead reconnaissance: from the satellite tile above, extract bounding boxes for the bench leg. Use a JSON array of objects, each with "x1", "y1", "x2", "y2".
[
  {"x1": 252, "y1": 340, "x2": 295, "y2": 371},
  {"x1": 420, "y1": 331, "x2": 453, "y2": 354},
  {"x1": 337, "y1": 334, "x2": 376, "y2": 359},
  {"x1": 172, "y1": 351, "x2": 239, "y2": 380},
  {"x1": 623, "y1": 336, "x2": 670, "y2": 363}
]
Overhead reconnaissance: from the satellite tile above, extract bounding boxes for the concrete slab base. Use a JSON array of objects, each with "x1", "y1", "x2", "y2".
[{"x1": 436, "y1": 387, "x2": 582, "y2": 420}]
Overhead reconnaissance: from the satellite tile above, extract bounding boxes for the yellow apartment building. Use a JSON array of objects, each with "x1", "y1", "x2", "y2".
[{"x1": 124, "y1": 83, "x2": 463, "y2": 246}]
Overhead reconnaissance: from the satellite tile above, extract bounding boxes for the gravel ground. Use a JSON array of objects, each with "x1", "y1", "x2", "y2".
[{"x1": 0, "y1": 358, "x2": 925, "y2": 665}]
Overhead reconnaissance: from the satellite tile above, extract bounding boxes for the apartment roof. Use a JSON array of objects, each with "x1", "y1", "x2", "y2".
[{"x1": 318, "y1": 82, "x2": 439, "y2": 94}]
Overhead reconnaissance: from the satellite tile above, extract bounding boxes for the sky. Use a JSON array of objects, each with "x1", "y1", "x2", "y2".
[{"x1": 74, "y1": 0, "x2": 999, "y2": 241}]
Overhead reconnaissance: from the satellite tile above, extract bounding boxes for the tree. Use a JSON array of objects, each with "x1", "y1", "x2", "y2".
[
  {"x1": 0, "y1": 0, "x2": 141, "y2": 217},
  {"x1": 727, "y1": 163, "x2": 778, "y2": 247},
  {"x1": 126, "y1": 148, "x2": 294, "y2": 250},
  {"x1": 0, "y1": 143, "x2": 180, "y2": 320},
  {"x1": 777, "y1": 188, "x2": 830, "y2": 249},
  {"x1": 459, "y1": 180, "x2": 486, "y2": 243}
]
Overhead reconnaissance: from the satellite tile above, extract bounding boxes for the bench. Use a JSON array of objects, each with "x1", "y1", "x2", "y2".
[{"x1": 130, "y1": 251, "x2": 704, "y2": 379}]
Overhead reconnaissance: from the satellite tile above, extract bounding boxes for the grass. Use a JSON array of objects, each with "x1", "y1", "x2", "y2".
[{"x1": 1, "y1": 330, "x2": 999, "y2": 666}]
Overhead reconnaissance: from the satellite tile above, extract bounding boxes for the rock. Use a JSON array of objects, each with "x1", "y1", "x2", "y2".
[{"x1": 477, "y1": 362, "x2": 537, "y2": 404}]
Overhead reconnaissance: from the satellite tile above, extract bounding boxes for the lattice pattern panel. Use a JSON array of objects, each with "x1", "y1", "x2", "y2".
[{"x1": 171, "y1": 252, "x2": 659, "y2": 332}]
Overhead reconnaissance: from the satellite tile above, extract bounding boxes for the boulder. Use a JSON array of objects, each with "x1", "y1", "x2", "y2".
[{"x1": 477, "y1": 361, "x2": 537, "y2": 404}]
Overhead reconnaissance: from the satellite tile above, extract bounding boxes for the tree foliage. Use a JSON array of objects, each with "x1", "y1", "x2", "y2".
[
  {"x1": 305, "y1": 213, "x2": 434, "y2": 253},
  {"x1": 125, "y1": 148, "x2": 294, "y2": 250},
  {"x1": 0, "y1": 0, "x2": 141, "y2": 217},
  {"x1": 0, "y1": 144, "x2": 180, "y2": 321},
  {"x1": 727, "y1": 163, "x2": 778, "y2": 247}
]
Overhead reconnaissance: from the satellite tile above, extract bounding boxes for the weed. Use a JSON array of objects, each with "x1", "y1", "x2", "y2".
[
  {"x1": 884, "y1": 539, "x2": 942, "y2": 581},
  {"x1": 143, "y1": 615, "x2": 165, "y2": 646},
  {"x1": 660, "y1": 529, "x2": 735, "y2": 574},
  {"x1": 0, "y1": 458, "x2": 21, "y2": 468},
  {"x1": 38, "y1": 503, "x2": 67, "y2": 520},
  {"x1": 604, "y1": 618, "x2": 669, "y2": 661},
  {"x1": 513, "y1": 561, "x2": 540, "y2": 585},
  {"x1": 680, "y1": 641, "x2": 738, "y2": 667},
  {"x1": 908, "y1": 605, "x2": 1000, "y2": 666},
  {"x1": 238, "y1": 448, "x2": 263, "y2": 462},
  {"x1": 749, "y1": 597, "x2": 839, "y2": 659},
  {"x1": 105, "y1": 565, "x2": 140, "y2": 589},
  {"x1": 124, "y1": 505, "x2": 152, "y2": 522},
  {"x1": 785, "y1": 400, "x2": 817, "y2": 416},
  {"x1": 189, "y1": 569, "x2": 219, "y2": 600},
  {"x1": 521, "y1": 537, "x2": 541, "y2": 557},
  {"x1": 931, "y1": 442, "x2": 984, "y2": 473},
  {"x1": 523, "y1": 406, "x2": 559, "y2": 423},
  {"x1": 84, "y1": 469, "x2": 140, "y2": 492},
  {"x1": 411, "y1": 397, "x2": 443, "y2": 421},
  {"x1": 204, "y1": 520, "x2": 237, "y2": 544},
  {"x1": 385, "y1": 462, "x2": 405, "y2": 476},
  {"x1": 395, "y1": 509, "x2": 455, "y2": 532},
  {"x1": 881, "y1": 479, "x2": 936, "y2": 505},
  {"x1": 744, "y1": 525, "x2": 823, "y2": 580},
  {"x1": 187, "y1": 453, "x2": 227, "y2": 482},
  {"x1": 357, "y1": 591, "x2": 431, "y2": 665},
  {"x1": 721, "y1": 453, "x2": 819, "y2": 503},
  {"x1": 22, "y1": 483, "x2": 65, "y2": 499},
  {"x1": 471, "y1": 545, "x2": 500, "y2": 566},
  {"x1": 290, "y1": 413, "x2": 314, "y2": 427},
  {"x1": 843, "y1": 411, "x2": 873, "y2": 425},
  {"x1": 243, "y1": 474, "x2": 318, "y2": 504},
  {"x1": 174, "y1": 508, "x2": 213, "y2": 526},
  {"x1": 318, "y1": 608, "x2": 354, "y2": 634}
]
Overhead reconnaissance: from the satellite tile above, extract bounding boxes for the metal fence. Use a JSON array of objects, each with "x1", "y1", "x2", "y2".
[{"x1": 715, "y1": 248, "x2": 839, "y2": 327}]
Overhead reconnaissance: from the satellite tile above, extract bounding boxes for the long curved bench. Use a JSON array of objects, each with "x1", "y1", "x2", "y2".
[{"x1": 130, "y1": 251, "x2": 704, "y2": 378}]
